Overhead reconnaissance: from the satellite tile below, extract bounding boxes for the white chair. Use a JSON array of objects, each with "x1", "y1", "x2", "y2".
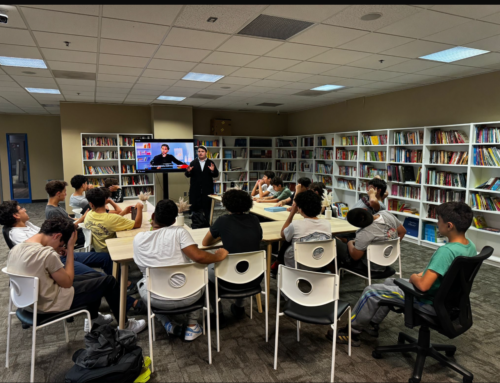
[
  {"x1": 339, "y1": 238, "x2": 402, "y2": 286},
  {"x1": 274, "y1": 265, "x2": 351, "y2": 382},
  {"x1": 77, "y1": 223, "x2": 92, "y2": 253},
  {"x1": 3, "y1": 267, "x2": 91, "y2": 383},
  {"x1": 145, "y1": 263, "x2": 211, "y2": 373},
  {"x1": 214, "y1": 250, "x2": 268, "y2": 352},
  {"x1": 72, "y1": 208, "x2": 82, "y2": 219},
  {"x1": 294, "y1": 239, "x2": 338, "y2": 274}
]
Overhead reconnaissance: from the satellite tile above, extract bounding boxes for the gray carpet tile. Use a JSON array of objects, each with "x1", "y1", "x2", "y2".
[{"x1": 0, "y1": 202, "x2": 498, "y2": 382}]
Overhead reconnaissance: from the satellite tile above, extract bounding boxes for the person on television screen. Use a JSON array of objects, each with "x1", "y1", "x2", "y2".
[{"x1": 150, "y1": 144, "x2": 185, "y2": 169}]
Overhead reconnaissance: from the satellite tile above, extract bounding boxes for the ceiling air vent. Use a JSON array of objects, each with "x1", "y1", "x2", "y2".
[
  {"x1": 256, "y1": 103, "x2": 283, "y2": 107},
  {"x1": 238, "y1": 14, "x2": 313, "y2": 40},
  {"x1": 52, "y1": 70, "x2": 96, "y2": 81},
  {"x1": 190, "y1": 94, "x2": 221, "y2": 100}
]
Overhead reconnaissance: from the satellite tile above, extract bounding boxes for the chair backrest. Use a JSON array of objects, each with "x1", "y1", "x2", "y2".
[
  {"x1": 78, "y1": 223, "x2": 92, "y2": 249},
  {"x1": 72, "y1": 208, "x2": 82, "y2": 219},
  {"x1": 294, "y1": 239, "x2": 336, "y2": 269},
  {"x1": 278, "y1": 265, "x2": 339, "y2": 307},
  {"x1": 2, "y1": 267, "x2": 39, "y2": 308},
  {"x1": 214, "y1": 250, "x2": 266, "y2": 284},
  {"x1": 146, "y1": 263, "x2": 207, "y2": 300},
  {"x1": 367, "y1": 238, "x2": 400, "y2": 267},
  {"x1": 432, "y1": 246, "x2": 493, "y2": 339},
  {"x1": 2, "y1": 226, "x2": 15, "y2": 250}
]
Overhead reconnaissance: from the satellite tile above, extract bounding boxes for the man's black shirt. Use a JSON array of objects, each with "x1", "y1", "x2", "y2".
[{"x1": 150, "y1": 154, "x2": 184, "y2": 167}]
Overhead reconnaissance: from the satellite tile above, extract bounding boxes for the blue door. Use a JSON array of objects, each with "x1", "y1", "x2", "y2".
[{"x1": 7, "y1": 134, "x2": 32, "y2": 203}]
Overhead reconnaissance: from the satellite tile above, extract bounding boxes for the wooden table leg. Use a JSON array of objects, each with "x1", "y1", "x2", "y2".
[
  {"x1": 266, "y1": 242, "x2": 272, "y2": 312},
  {"x1": 112, "y1": 262, "x2": 118, "y2": 279},
  {"x1": 209, "y1": 198, "x2": 216, "y2": 225},
  {"x1": 255, "y1": 294, "x2": 263, "y2": 314},
  {"x1": 119, "y1": 262, "x2": 129, "y2": 330}
]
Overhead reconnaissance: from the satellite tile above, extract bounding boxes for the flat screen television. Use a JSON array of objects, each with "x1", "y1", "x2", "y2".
[{"x1": 135, "y1": 139, "x2": 194, "y2": 173}]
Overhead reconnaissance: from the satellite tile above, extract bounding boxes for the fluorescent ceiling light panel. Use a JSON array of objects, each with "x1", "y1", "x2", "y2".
[
  {"x1": 0, "y1": 56, "x2": 47, "y2": 69},
  {"x1": 26, "y1": 88, "x2": 61, "y2": 94},
  {"x1": 310, "y1": 84, "x2": 345, "y2": 91},
  {"x1": 182, "y1": 72, "x2": 224, "y2": 83},
  {"x1": 419, "y1": 46, "x2": 489, "y2": 63},
  {"x1": 157, "y1": 96, "x2": 186, "y2": 101}
]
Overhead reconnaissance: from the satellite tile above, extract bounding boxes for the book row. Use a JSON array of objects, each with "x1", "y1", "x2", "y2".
[
  {"x1": 83, "y1": 137, "x2": 117, "y2": 147},
  {"x1": 121, "y1": 175, "x2": 150, "y2": 186},
  {"x1": 391, "y1": 185, "x2": 421, "y2": 200},
  {"x1": 338, "y1": 166, "x2": 356, "y2": 176},
  {"x1": 360, "y1": 165, "x2": 387, "y2": 179},
  {"x1": 83, "y1": 150, "x2": 118, "y2": 160},
  {"x1": 472, "y1": 146, "x2": 500, "y2": 166},
  {"x1": 123, "y1": 187, "x2": 154, "y2": 197},
  {"x1": 315, "y1": 148, "x2": 334, "y2": 159},
  {"x1": 84, "y1": 166, "x2": 118, "y2": 175},
  {"x1": 276, "y1": 138, "x2": 297, "y2": 147},
  {"x1": 196, "y1": 139, "x2": 220, "y2": 147},
  {"x1": 429, "y1": 129, "x2": 468, "y2": 144},
  {"x1": 316, "y1": 162, "x2": 332, "y2": 174},
  {"x1": 469, "y1": 193, "x2": 500, "y2": 212},
  {"x1": 474, "y1": 126, "x2": 500, "y2": 144},
  {"x1": 122, "y1": 164, "x2": 137, "y2": 174},
  {"x1": 337, "y1": 178, "x2": 355, "y2": 190},
  {"x1": 426, "y1": 170, "x2": 467, "y2": 188},
  {"x1": 429, "y1": 150, "x2": 468, "y2": 165},
  {"x1": 336, "y1": 149, "x2": 357, "y2": 160},
  {"x1": 426, "y1": 188, "x2": 465, "y2": 203},
  {"x1": 276, "y1": 149, "x2": 297, "y2": 158},
  {"x1": 361, "y1": 133, "x2": 387, "y2": 145},
  {"x1": 390, "y1": 148, "x2": 422, "y2": 163},
  {"x1": 387, "y1": 165, "x2": 421, "y2": 183},
  {"x1": 364, "y1": 151, "x2": 386, "y2": 162},
  {"x1": 275, "y1": 161, "x2": 296, "y2": 171},
  {"x1": 393, "y1": 131, "x2": 423, "y2": 145},
  {"x1": 341, "y1": 136, "x2": 358, "y2": 146}
]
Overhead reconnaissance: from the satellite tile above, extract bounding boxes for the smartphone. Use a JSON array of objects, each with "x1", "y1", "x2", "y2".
[{"x1": 131, "y1": 206, "x2": 137, "y2": 220}]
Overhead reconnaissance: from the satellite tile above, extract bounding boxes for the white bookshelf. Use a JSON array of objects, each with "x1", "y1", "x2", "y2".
[{"x1": 81, "y1": 133, "x2": 156, "y2": 205}]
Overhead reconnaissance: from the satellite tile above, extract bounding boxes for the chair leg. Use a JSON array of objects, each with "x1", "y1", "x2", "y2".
[
  {"x1": 297, "y1": 321, "x2": 300, "y2": 342},
  {"x1": 63, "y1": 321, "x2": 69, "y2": 343},
  {"x1": 330, "y1": 322, "x2": 337, "y2": 382},
  {"x1": 216, "y1": 298, "x2": 220, "y2": 353},
  {"x1": 147, "y1": 310, "x2": 154, "y2": 373},
  {"x1": 152, "y1": 317, "x2": 156, "y2": 342},
  {"x1": 30, "y1": 326, "x2": 37, "y2": 383},
  {"x1": 205, "y1": 287, "x2": 212, "y2": 365},
  {"x1": 432, "y1": 343, "x2": 456, "y2": 355},
  {"x1": 347, "y1": 307, "x2": 351, "y2": 357},
  {"x1": 428, "y1": 347, "x2": 473, "y2": 380},
  {"x1": 6, "y1": 300, "x2": 12, "y2": 368},
  {"x1": 265, "y1": 292, "x2": 269, "y2": 343},
  {"x1": 202, "y1": 310, "x2": 206, "y2": 336},
  {"x1": 250, "y1": 296, "x2": 253, "y2": 320},
  {"x1": 274, "y1": 314, "x2": 280, "y2": 370}
]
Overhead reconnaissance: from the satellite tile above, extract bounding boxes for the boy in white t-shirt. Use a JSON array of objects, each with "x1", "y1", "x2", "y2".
[
  {"x1": 133, "y1": 199, "x2": 229, "y2": 342},
  {"x1": 251, "y1": 170, "x2": 276, "y2": 199},
  {"x1": 281, "y1": 190, "x2": 332, "y2": 270}
]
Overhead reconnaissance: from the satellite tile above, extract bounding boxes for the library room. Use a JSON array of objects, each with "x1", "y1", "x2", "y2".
[{"x1": 0, "y1": 4, "x2": 499, "y2": 383}]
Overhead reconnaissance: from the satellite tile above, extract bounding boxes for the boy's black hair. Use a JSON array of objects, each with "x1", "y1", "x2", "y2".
[
  {"x1": 263, "y1": 171, "x2": 275, "y2": 180},
  {"x1": 222, "y1": 189, "x2": 253, "y2": 213},
  {"x1": 309, "y1": 182, "x2": 325, "y2": 199},
  {"x1": 86, "y1": 188, "x2": 106, "y2": 208},
  {"x1": 99, "y1": 187, "x2": 111, "y2": 199},
  {"x1": 0, "y1": 201, "x2": 20, "y2": 227},
  {"x1": 436, "y1": 202, "x2": 473, "y2": 233},
  {"x1": 271, "y1": 177, "x2": 283, "y2": 187},
  {"x1": 70, "y1": 175, "x2": 87, "y2": 190},
  {"x1": 297, "y1": 177, "x2": 311, "y2": 188},
  {"x1": 161, "y1": 144, "x2": 170, "y2": 149},
  {"x1": 104, "y1": 178, "x2": 119, "y2": 188},
  {"x1": 40, "y1": 217, "x2": 75, "y2": 245},
  {"x1": 45, "y1": 180, "x2": 68, "y2": 197},
  {"x1": 154, "y1": 199, "x2": 178, "y2": 227},
  {"x1": 294, "y1": 190, "x2": 322, "y2": 217},
  {"x1": 347, "y1": 208, "x2": 374, "y2": 229},
  {"x1": 368, "y1": 178, "x2": 387, "y2": 196}
]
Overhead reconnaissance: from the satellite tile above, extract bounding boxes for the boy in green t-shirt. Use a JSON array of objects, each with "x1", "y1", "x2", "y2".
[
  {"x1": 255, "y1": 177, "x2": 292, "y2": 203},
  {"x1": 331, "y1": 202, "x2": 476, "y2": 347}
]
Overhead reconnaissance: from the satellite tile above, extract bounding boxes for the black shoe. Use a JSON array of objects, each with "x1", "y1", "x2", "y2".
[
  {"x1": 127, "y1": 281, "x2": 138, "y2": 295},
  {"x1": 131, "y1": 299, "x2": 146, "y2": 315},
  {"x1": 363, "y1": 321, "x2": 379, "y2": 337},
  {"x1": 326, "y1": 327, "x2": 361, "y2": 347},
  {"x1": 230, "y1": 304, "x2": 245, "y2": 319},
  {"x1": 210, "y1": 313, "x2": 227, "y2": 330}
]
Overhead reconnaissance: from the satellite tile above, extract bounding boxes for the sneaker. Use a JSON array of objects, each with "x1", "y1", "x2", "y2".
[
  {"x1": 270, "y1": 261, "x2": 279, "y2": 278},
  {"x1": 231, "y1": 303, "x2": 245, "y2": 319},
  {"x1": 84, "y1": 312, "x2": 113, "y2": 332},
  {"x1": 126, "y1": 318, "x2": 147, "y2": 334},
  {"x1": 184, "y1": 324, "x2": 202, "y2": 342},
  {"x1": 326, "y1": 327, "x2": 361, "y2": 347},
  {"x1": 164, "y1": 321, "x2": 175, "y2": 335},
  {"x1": 127, "y1": 281, "x2": 138, "y2": 296},
  {"x1": 363, "y1": 322, "x2": 379, "y2": 338}
]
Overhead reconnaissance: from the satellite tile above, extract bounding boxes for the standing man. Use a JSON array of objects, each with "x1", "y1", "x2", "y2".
[
  {"x1": 185, "y1": 145, "x2": 219, "y2": 222},
  {"x1": 150, "y1": 144, "x2": 185, "y2": 169}
]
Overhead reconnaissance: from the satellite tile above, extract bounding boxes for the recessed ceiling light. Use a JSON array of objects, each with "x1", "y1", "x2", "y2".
[
  {"x1": 361, "y1": 12, "x2": 382, "y2": 21},
  {"x1": 25, "y1": 88, "x2": 61, "y2": 94},
  {"x1": 157, "y1": 96, "x2": 186, "y2": 101},
  {"x1": 0, "y1": 56, "x2": 47, "y2": 69},
  {"x1": 419, "y1": 46, "x2": 490, "y2": 63},
  {"x1": 310, "y1": 84, "x2": 345, "y2": 91},
  {"x1": 182, "y1": 72, "x2": 224, "y2": 83}
]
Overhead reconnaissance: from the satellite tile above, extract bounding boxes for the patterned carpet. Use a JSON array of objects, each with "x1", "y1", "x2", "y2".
[{"x1": 0, "y1": 202, "x2": 498, "y2": 382}]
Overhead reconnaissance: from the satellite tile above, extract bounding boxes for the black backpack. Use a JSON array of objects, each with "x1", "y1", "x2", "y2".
[{"x1": 191, "y1": 211, "x2": 209, "y2": 229}]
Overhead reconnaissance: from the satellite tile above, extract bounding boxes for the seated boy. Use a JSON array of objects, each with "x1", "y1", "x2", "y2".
[
  {"x1": 332, "y1": 202, "x2": 476, "y2": 346},
  {"x1": 275, "y1": 177, "x2": 311, "y2": 208},
  {"x1": 105, "y1": 178, "x2": 124, "y2": 203},
  {"x1": 352, "y1": 177, "x2": 388, "y2": 215},
  {"x1": 202, "y1": 189, "x2": 263, "y2": 324},
  {"x1": 251, "y1": 170, "x2": 276, "y2": 199},
  {"x1": 255, "y1": 177, "x2": 292, "y2": 203},
  {"x1": 69, "y1": 175, "x2": 93, "y2": 212},
  {"x1": 335, "y1": 208, "x2": 406, "y2": 272},
  {"x1": 6, "y1": 217, "x2": 146, "y2": 333},
  {"x1": 281, "y1": 190, "x2": 332, "y2": 270},
  {"x1": 84, "y1": 188, "x2": 142, "y2": 253},
  {"x1": 133, "y1": 199, "x2": 229, "y2": 341}
]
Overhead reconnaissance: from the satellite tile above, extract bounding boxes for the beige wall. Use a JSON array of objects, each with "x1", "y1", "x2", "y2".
[
  {"x1": 60, "y1": 102, "x2": 153, "y2": 211},
  {"x1": 0, "y1": 114, "x2": 62, "y2": 201},
  {"x1": 287, "y1": 71, "x2": 500, "y2": 135},
  {"x1": 193, "y1": 108, "x2": 287, "y2": 136}
]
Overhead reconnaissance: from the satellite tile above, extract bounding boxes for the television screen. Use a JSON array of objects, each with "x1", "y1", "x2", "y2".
[{"x1": 135, "y1": 139, "x2": 194, "y2": 173}]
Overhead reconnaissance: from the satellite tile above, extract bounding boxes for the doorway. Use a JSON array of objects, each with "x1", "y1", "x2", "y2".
[{"x1": 7, "y1": 134, "x2": 32, "y2": 203}]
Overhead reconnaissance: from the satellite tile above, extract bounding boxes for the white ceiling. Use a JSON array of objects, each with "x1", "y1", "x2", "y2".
[{"x1": 1, "y1": 4, "x2": 500, "y2": 115}]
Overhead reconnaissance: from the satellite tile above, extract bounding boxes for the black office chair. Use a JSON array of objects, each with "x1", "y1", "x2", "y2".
[
  {"x1": 2, "y1": 226, "x2": 15, "y2": 250},
  {"x1": 372, "y1": 246, "x2": 494, "y2": 383}
]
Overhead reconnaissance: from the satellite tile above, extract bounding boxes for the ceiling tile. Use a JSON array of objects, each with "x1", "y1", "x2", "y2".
[
  {"x1": 175, "y1": 5, "x2": 258, "y2": 34},
  {"x1": 251, "y1": 79, "x2": 292, "y2": 88},
  {"x1": 424, "y1": 20, "x2": 500, "y2": 45},
  {"x1": 321, "y1": 66, "x2": 373, "y2": 78},
  {"x1": 100, "y1": 39, "x2": 157, "y2": 58},
  {"x1": 357, "y1": 70, "x2": 405, "y2": 81},
  {"x1": 290, "y1": 24, "x2": 369, "y2": 48},
  {"x1": 339, "y1": 33, "x2": 413, "y2": 53},
  {"x1": 148, "y1": 59, "x2": 197, "y2": 72},
  {"x1": 382, "y1": 40, "x2": 454, "y2": 59},
  {"x1": 0, "y1": 28, "x2": 35, "y2": 46},
  {"x1": 142, "y1": 69, "x2": 185, "y2": 80},
  {"x1": 137, "y1": 77, "x2": 177, "y2": 86},
  {"x1": 155, "y1": 46, "x2": 211, "y2": 62},
  {"x1": 101, "y1": 18, "x2": 169, "y2": 44},
  {"x1": 123, "y1": 94, "x2": 156, "y2": 100},
  {"x1": 262, "y1": 4, "x2": 350, "y2": 22},
  {"x1": 163, "y1": 27, "x2": 230, "y2": 50},
  {"x1": 196, "y1": 89, "x2": 232, "y2": 96},
  {"x1": 246, "y1": 57, "x2": 300, "y2": 70},
  {"x1": 97, "y1": 74, "x2": 137, "y2": 83},
  {"x1": 264, "y1": 43, "x2": 329, "y2": 60},
  {"x1": 13, "y1": 76, "x2": 58, "y2": 86},
  {"x1": 217, "y1": 36, "x2": 283, "y2": 55},
  {"x1": 171, "y1": 80, "x2": 211, "y2": 89},
  {"x1": 216, "y1": 76, "x2": 260, "y2": 85},
  {"x1": 481, "y1": 12, "x2": 500, "y2": 25},
  {"x1": 0, "y1": 44, "x2": 42, "y2": 59},
  {"x1": 48, "y1": 61, "x2": 96, "y2": 72},
  {"x1": 191, "y1": 63, "x2": 238, "y2": 76},
  {"x1": 103, "y1": 5, "x2": 182, "y2": 25},
  {"x1": 384, "y1": 59, "x2": 443, "y2": 73},
  {"x1": 178, "y1": 98, "x2": 212, "y2": 106},
  {"x1": 416, "y1": 65, "x2": 492, "y2": 77},
  {"x1": 282, "y1": 82, "x2": 319, "y2": 90},
  {"x1": 238, "y1": 85, "x2": 274, "y2": 93},
  {"x1": 432, "y1": 4, "x2": 500, "y2": 19},
  {"x1": 202, "y1": 52, "x2": 258, "y2": 66},
  {"x1": 21, "y1": 5, "x2": 99, "y2": 15},
  {"x1": 62, "y1": 90, "x2": 94, "y2": 97},
  {"x1": 99, "y1": 65, "x2": 143, "y2": 76},
  {"x1": 308, "y1": 48, "x2": 372, "y2": 65},
  {"x1": 41, "y1": 48, "x2": 96, "y2": 64},
  {"x1": 466, "y1": 35, "x2": 500, "y2": 52},
  {"x1": 285, "y1": 61, "x2": 339, "y2": 74},
  {"x1": 229, "y1": 68, "x2": 278, "y2": 79},
  {"x1": 456, "y1": 52, "x2": 500, "y2": 68},
  {"x1": 265, "y1": 72, "x2": 313, "y2": 82},
  {"x1": 301, "y1": 75, "x2": 346, "y2": 85},
  {"x1": 323, "y1": 5, "x2": 421, "y2": 31},
  {"x1": 204, "y1": 83, "x2": 245, "y2": 91},
  {"x1": 20, "y1": 7, "x2": 98, "y2": 37},
  {"x1": 60, "y1": 85, "x2": 95, "y2": 92},
  {"x1": 162, "y1": 87, "x2": 199, "y2": 97},
  {"x1": 377, "y1": 10, "x2": 469, "y2": 39},
  {"x1": 96, "y1": 86, "x2": 130, "y2": 93},
  {"x1": 2, "y1": 67, "x2": 52, "y2": 77},
  {"x1": 56, "y1": 78, "x2": 95, "y2": 86},
  {"x1": 266, "y1": 87, "x2": 302, "y2": 95},
  {"x1": 386, "y1": 73, "x2": 448, "y2": 84},
  {"x1": 348, "y1": 55, "x2": 409, "y2": 71},
  {"x1": 361, "y1": 81, "x2": 409, "y2": 90},
  {"x1": 335, "y1": 78, "x2": 375, "y2": 87},
  {"x1": 99, "y1": 54, "x2": 149, "y2": 69},
  {"x1": 33, "y1": 31, "x2": 97, "y2": 52}
]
